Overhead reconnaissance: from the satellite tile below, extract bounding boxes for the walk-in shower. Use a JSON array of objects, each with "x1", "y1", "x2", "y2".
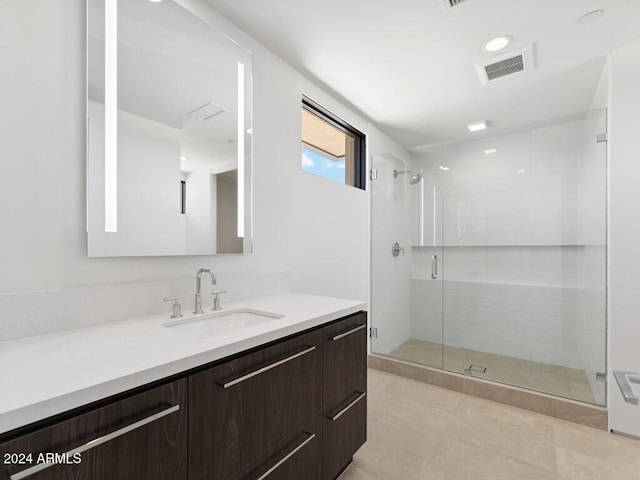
[{"x1": 371, "y1": 109, "x2": 608, "y2": 406}]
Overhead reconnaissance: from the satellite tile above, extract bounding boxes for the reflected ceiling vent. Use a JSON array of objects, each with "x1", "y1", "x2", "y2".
[
  {"x1": 188, "y1": 102, "x2": 226, "y2": 121},
  {"x1": 476, "y1": 45, "x2": 535, "y2": 85},
  {"x1": 448, "y1": 0, "x2": 469, "y2": 6}
]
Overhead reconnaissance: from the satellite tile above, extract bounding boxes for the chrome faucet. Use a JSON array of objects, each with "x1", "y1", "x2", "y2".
[{"x1": 194, "y1": 268, "x2": 216, "y2": 314}]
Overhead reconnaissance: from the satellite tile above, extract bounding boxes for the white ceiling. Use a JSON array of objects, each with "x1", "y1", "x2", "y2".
[{"x1": 202, "y1": 0, "x2": 640, "y2": 148}]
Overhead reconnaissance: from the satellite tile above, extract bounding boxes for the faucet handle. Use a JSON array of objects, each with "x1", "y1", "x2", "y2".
[
  {"x1": 163, "y1": 296, "x2": 183, "y2": 318},
  {"x1": 211, "y1": 290, "x2": 227, "y2": 311}
]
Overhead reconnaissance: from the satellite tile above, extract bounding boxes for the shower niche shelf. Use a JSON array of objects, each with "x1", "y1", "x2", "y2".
[{"x1": 409, "y1": 244, "x2": 600, "y2": 248}]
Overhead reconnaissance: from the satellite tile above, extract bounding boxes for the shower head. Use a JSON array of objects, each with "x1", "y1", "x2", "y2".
[{"x1": 393, "y1": 169, "x2": 422, "y2": 184}]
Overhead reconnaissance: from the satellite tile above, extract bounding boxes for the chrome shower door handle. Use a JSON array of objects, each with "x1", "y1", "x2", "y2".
[
  {"x1": 431, "y1": 254, "x2": 438, "y2": 279},
  {"x1": 614, "y1": 370, "x2": 640, "y2": 405}
]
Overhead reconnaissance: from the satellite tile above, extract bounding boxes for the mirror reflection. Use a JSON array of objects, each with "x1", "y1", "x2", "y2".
[{"x1": 87, "y1": 0, "x2": 252, "y2": 256}]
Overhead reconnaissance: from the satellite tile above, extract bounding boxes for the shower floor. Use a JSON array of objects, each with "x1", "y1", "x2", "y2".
[{"x1": 389, "y1": 339, "x2": 597, "y2": 404}]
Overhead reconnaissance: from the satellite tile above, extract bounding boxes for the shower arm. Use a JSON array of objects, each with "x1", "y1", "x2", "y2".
[{"x1": 393, "y1": 169, "x2": 421, "y2": 184}]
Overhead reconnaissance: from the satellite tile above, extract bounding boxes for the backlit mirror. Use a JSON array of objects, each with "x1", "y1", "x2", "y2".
[{"x1": 87, "y1": 0, "x2": 252, "y2": 256}]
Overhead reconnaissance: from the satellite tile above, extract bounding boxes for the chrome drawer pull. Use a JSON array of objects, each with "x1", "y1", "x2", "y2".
[
  {"x1": 255, "y1": 432, "x2": 316, "y2": 480},
  {"x1": 221, "y1": 345, "x2": 316, "y2": 389},
  {"x1": 332, "y1": 324, "x2": 366, "y2": 341},
  {"x1": 9, "y1": 404, "x2": 180, "y2": 480},
  {"x1": 329, "y1": 392, "x2": 366, "y2": 422}
]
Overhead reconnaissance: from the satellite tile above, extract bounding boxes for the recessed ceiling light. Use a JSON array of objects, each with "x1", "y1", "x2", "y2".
[
  {"x1": 467, "y1": 121, "x2": 488, "y2": 132},
  {"x1": 148, "y1": 0, "x2": 163, "y2": 3},
  {"x1": 180, "y1": 155, "x2": 189, "y2": 162},
  {"x1": 517, "y1": 169, "x2": 527, "y2": 174},
  {"x1": 438, "y1": 165, "x2": 450, "y2": 171},
  {"x1": 483, "y1": 36, "x2": 512, "y2": 53},
  {"x1": 483, "y1": 148, "x2": 497, "y2": 155},
  {"x1": 580, "y1": 10, "x2": 604, "y2": 24}
]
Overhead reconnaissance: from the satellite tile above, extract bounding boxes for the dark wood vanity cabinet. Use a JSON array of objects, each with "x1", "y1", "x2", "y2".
[
  {"x1": 1, "y1": 311, "x2": 367, "y2": 480},
  {"x1": 323, "y1": 383, "x2": 367, "y2": 480},
  {"x1": 188, "y1": 329, "x2": 323, "y2": 480},
  {"x1": 226, "y1": 414, "x2": 323, "y2": 480},
  {"x1": 189, "y1": 311, "x2": 368, "y2": 480},
  {"x1": 0, "y1": 379, "x2": 187, "y2": 480},
  {"x1": 322, "y1": 312, "x2": 368, "y2": 480},
  {"x1": 323, "y1": 312, "x2": 368, "y2": 404}
]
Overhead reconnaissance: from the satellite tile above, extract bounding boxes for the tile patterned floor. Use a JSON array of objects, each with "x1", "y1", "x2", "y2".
[
  {"x1": 339, "y1": 369, "x2": 640, "y2": 480},
  {"x1": 389, "y1": 339, "x2": 598, "y2": 405}
]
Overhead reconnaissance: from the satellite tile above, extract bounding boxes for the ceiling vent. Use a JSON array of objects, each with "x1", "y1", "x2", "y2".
[
  {"x1": 476, "y1": 45, "x2": 535, "y2": 85},
  {"x1": 188, "y1": 102, "x2": 226, "y2": 121},
  {"x1": 485, "y1": 55, "x2": 524, "y2": 80}
]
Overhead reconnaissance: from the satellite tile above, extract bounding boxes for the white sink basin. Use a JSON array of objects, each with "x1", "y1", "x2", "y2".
[{"x1": 162, "y1": 308, "x2": 284, "y2": 338}]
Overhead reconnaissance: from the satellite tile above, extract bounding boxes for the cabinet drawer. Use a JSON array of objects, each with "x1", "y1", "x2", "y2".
[
  {"x1": 322, "y1": 383, "x2": 367, "y2": 480},
  {"x1": 189, "y1": 329, "x2": 323, "y2": 480},
  {"x1": 323, "y1": 312, "x2": 367, "y2": 404},
  {"x1": 0, "y1": 379, "x2": 187, "y2": 480},
  {"x1": 228, "y1": 414, "x2": 322, "y2": 480}
]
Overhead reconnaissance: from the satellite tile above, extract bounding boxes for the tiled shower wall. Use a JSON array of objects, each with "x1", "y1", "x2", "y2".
[{"x1": 411, "y1": 246, "x2": 587, "y2": 369}]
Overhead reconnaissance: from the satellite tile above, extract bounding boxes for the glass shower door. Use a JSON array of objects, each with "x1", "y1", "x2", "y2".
[
  {"x1": 370, "y1": 152, "x2": 444, "y2": 370},
  {"x1": 402, "y1": 167, "x2": 445, "y2": 369},
  {"x1": 437, "y1": 110, "x2": 608, "y2": 406}
]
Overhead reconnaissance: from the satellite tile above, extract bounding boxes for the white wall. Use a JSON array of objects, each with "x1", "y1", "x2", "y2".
[
  {"x1": 289, "y1": 92, "x2": 369, "y2": 301},
  {"x1": 609, "y1": 40, "x2": 640, "y2": 437},
  {"x1": 0, "y1": 0, "x2": 373, "y2": 340}
]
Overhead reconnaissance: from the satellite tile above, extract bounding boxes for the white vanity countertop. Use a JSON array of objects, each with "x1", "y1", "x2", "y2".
[{"x1": 0, "y1": 293, "x2": 366, "y2": 435}]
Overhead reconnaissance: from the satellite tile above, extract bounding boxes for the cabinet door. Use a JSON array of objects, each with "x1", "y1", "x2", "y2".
[
  {"x1": 227, "y1": 414, "x2": 322, "y2": 480},
  {"x1": 189, "y1": 329, "x2": 323, "y2": 480},
  {"x1": 323, "y1": 383, "x2": 367, "y2": 480},
  {"x1": 0, "y1": 379, "x2": 187, "y2": 480},
  {"x1": 323, "y1": 312, "x2": 367, "y2": 404}
]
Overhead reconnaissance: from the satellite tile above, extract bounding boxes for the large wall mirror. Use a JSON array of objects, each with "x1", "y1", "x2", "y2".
[{"x1": 87, "y1": 0, "x2": 252, "y2": 256}]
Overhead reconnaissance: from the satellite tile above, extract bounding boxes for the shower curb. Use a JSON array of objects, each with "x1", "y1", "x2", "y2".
[{"x1": 368, "y1": 354, "x2": 608, "y2": 430}]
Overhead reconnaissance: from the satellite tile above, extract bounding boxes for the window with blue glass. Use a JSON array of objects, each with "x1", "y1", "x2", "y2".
[{"x1": 301, "y1": 97, "x2": 366, "y2": 189}]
